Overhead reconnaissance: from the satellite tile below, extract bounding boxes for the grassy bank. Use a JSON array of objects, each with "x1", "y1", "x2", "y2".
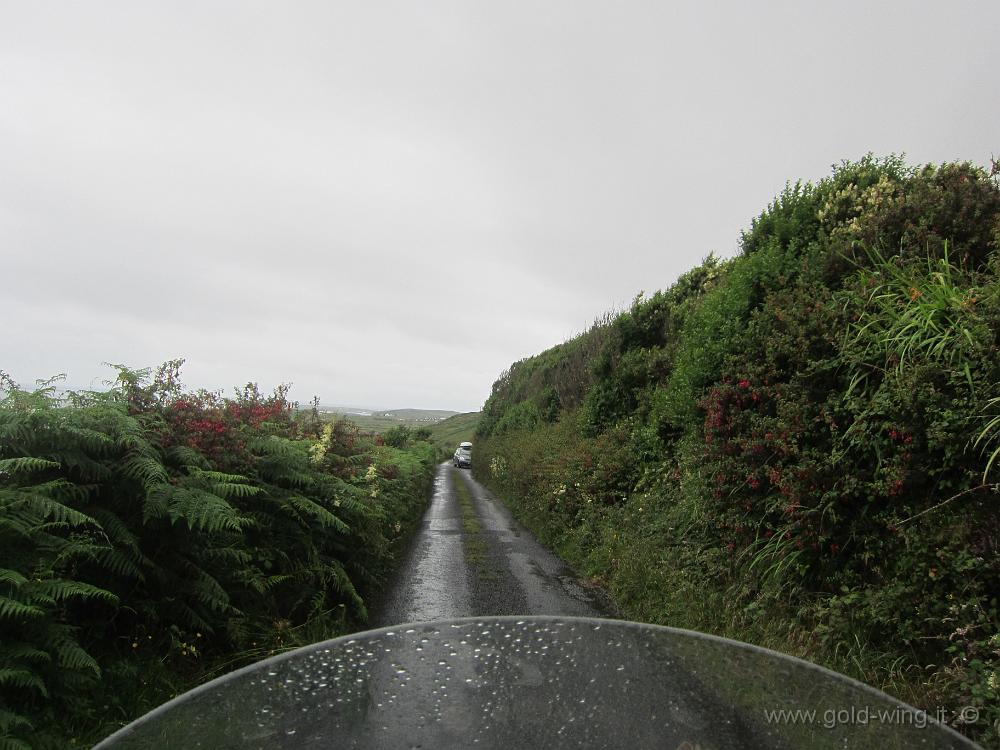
[{"x1": 473, "y1": 156, "x2": 1000, "y2": 746}]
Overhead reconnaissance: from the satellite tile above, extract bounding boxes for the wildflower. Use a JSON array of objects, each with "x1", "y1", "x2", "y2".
[{"x1": 309, "y1": 423, "x2": 334, "y2": 464}]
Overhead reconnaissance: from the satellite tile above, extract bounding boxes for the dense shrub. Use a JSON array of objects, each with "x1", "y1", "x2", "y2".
[
  {"x1": 0, "y1": 363, "x2": 435, "y2": 748},
  {"x1": 474, "y1": 156, "x2": 1000, "y2": 745}
]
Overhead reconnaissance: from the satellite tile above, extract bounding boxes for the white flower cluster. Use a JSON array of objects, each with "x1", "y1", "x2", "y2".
[
  {"x1": 489, "y1": 455, "x2": 507, "y2": 479},
  {"x1": 365, "y1": 462, "x2": 379, "y2": 498},
  {"x1": 309, "y1": 424, "x2": 334, "y2": 465}
]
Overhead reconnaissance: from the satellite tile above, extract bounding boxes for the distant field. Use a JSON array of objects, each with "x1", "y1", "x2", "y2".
[
  {"x1": 305, "y1": 406, "x2": 479, "y2": 454},
  {"x1": 427, "y1": 411, "x2": 481, "y2": 454},
  {"x1": 316, "y1": 407, "x2": 458, "y2": 434}
]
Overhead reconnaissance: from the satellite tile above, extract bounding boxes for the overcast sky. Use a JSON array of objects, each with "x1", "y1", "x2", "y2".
[{"x1": 2, "y1": 2, "x2": 998, "y2": 412}]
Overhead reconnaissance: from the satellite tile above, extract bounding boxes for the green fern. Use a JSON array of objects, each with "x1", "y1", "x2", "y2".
[
  {"x1": 91, "y1": 508, "x2": 139, "y2": 550},
  {"x1": 2, "y1": 644, "x2": 51, "y2": 665},
  {"x1": 178, "y1": 561, "x2": 232, "y2": 613},
  {"x1": 202, "y1": 546, "x2": 252, "y2": 566},
  {"x1": 248, "y1": 573, "x2": 294, "y2": 594},
  {"x1": 33, "y1": 579, "x2": 118, "y2": 605},
  {"x1": 92, "y1": 547, "x2": 145, "y2": 580},
  {"x1": 165, "y1": 444, "x2": 210, "y2": 470},
  {"x1": 245, "y1": 435, "x2": 303, "y2": 458},
  {"x1": 0, "y1": 597, "x2": 45, "y2": 620},
  {"x1": 55, "y1": 452, "x2": 113, "y2": 482},
  {"x1": 0, "y1": 570, "x2": 27, "y2": 588},
  {"x1": 0, "y1": 669, "x2": 47, "y2": 697},
  {"x1": 184, "y1": 467, "x2": 262, "y2": 501},
  {"x1": 166, "y1": 488, "x2": 252, "y2": 533},
  {"x1": 0, "y1": 458, "x2": 60, "y2": 475},
  {"x1": 277, "y1": 493, "x2": 350, "y2": 532},
  {"x1": 170, "y1": 600, "x2": 216, "y2": 633},
  {"x1": 60, "y1": 424, "x2": 116, "y2": 454},
  {"x1": 0, "y1": 734, "x2": 34, "y2": 750},
  {"x1": 50, "y1": 634, "x2": 100, "y2": 676},
  {"x1": 0, "y1": 709, "x2": 33, "y2": 734},
  {"x1": 6, "y1": 484, "x2": 96, "y2": 527},
  {"x1": 121, "y1": 455, "x2": 169, "y2": 493},
  {"x1": 0, "y1": 708, "x2": 34, "y2": 750}
]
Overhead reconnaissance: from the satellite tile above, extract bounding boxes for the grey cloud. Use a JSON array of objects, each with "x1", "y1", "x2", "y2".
[{"x1": 3, "y1": 1, "x2": 998, "y2": 412}]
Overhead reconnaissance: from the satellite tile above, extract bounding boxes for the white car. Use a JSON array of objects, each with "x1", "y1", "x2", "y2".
[{"x1": 453, "y1": 442, "x2": 472, "y2": 468}]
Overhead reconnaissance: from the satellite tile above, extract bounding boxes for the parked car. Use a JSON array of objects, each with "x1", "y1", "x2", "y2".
[{"x1": 453, "y1": 441, "x2": 472, "y2": 468}]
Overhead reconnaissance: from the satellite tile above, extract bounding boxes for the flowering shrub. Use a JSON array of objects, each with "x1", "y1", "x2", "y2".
[{"x1": 0, "y1": 363, "x2": 436, "y2": 747}]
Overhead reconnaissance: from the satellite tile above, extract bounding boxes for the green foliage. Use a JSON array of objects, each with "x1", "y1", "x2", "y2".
[
  {"x1": 478, "y1": 320, "x2": 614, "y2": 438},
  {"x1": 382, "y1": 424, "x2": 412, "y2": 448},
  {"x1": 843, "y1": 243, "x2": 992, "y2": 396},
  {"x1": 0, "y1": 363, "x2": 436, "y2": 747},
  {"x1": 976, "y1": 397, "x2": 1000, "y2": 481},
  {"x1": 655, "y1": 243, "x2": 786, "y2": 433},
  {"x1": 474, "y1": 155, "x2": 1000, "y2": 746}
]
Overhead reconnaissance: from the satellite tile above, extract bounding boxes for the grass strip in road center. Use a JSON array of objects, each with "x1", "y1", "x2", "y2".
[{"x1": 453, "y1": 472, "x2": 497, "y2": 580}]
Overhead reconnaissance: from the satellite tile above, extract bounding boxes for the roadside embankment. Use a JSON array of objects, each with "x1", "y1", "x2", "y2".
[{"x1": 473, "y1": 156, "x2": 1000, "y2": 747}]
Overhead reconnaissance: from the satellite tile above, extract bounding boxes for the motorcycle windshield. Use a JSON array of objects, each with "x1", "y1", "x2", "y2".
[{"x1": 95, "y1": 616, "x2": 980, "y2": 749}]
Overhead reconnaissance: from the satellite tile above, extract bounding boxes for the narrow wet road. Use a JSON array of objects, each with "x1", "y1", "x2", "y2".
[{"x1": 371, "y1": 463, "x2": 609, "y2": 627}]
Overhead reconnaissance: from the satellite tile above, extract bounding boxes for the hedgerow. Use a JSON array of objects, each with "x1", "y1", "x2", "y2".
[
  {"x1": 474, "y1": 155, "x2": 1000, "y2": 745},
  {"x1": 0, "y1": 362, "x2": 435, "y2": 748}
]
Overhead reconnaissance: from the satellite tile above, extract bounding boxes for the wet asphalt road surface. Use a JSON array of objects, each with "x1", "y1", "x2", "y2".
[{"x1": 371, "y1": 463, "x2": 610, "y2": 627}]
